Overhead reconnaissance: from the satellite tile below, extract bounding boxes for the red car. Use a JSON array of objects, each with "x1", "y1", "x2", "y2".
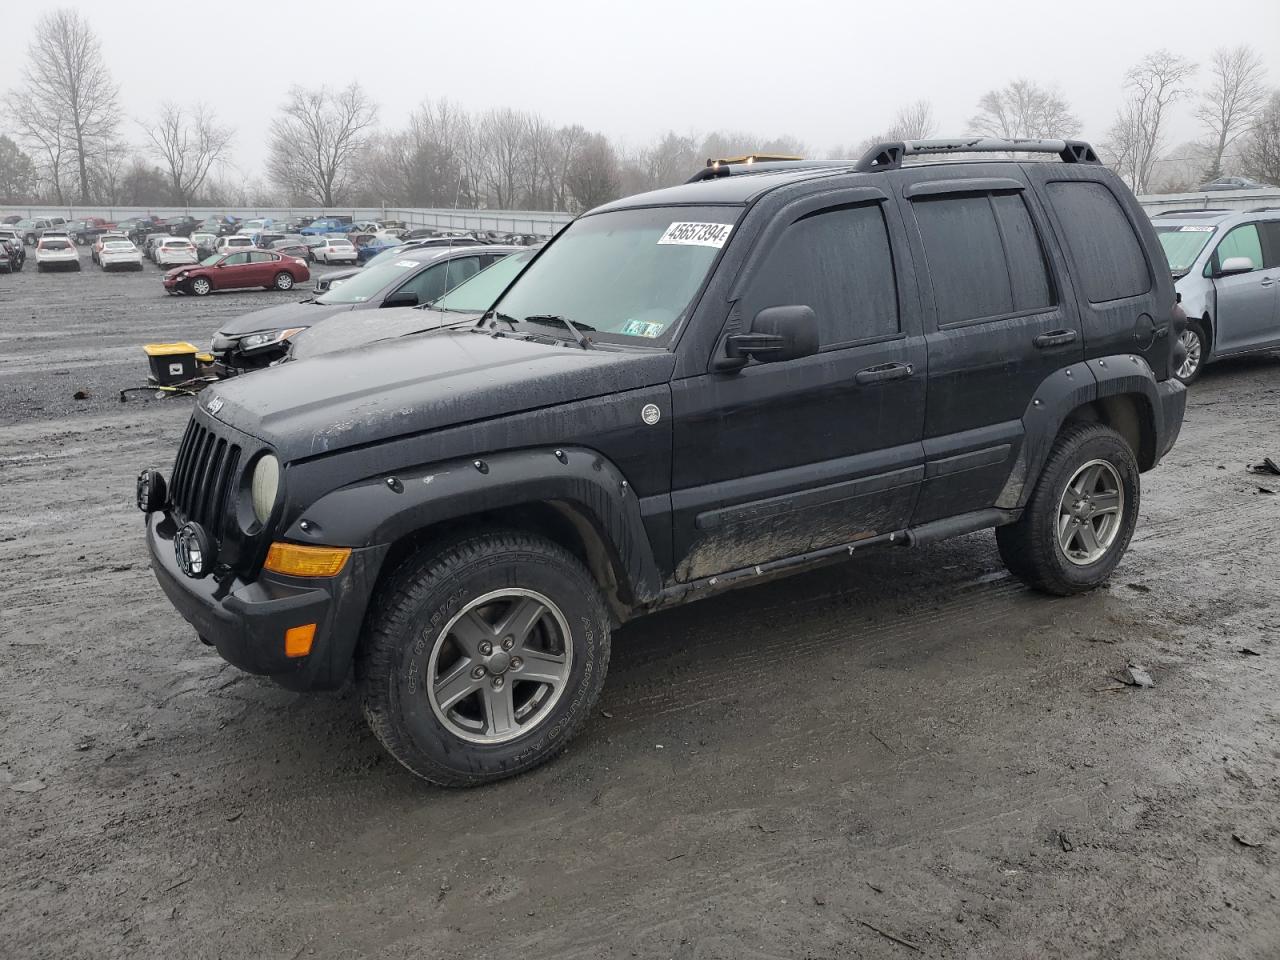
[{"x1": 163, "y1": 249, "x2": 310, "y2": 296}]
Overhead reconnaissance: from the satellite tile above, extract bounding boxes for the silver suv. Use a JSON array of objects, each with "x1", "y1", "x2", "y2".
[{"x1": 1152, "y1": 207, "x2": 1280, "y2": 383}]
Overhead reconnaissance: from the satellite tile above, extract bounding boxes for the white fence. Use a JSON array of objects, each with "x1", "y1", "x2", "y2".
[
  {"x1": 1136, "y1": 188, "x2": 1280, "y2": 214},
  {"x1": 0, "y1": 205, "x2": 575, "y2": 237}
]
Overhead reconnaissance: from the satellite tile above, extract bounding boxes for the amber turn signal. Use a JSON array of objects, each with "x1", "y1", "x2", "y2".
[
  {"x1": 284, "y1": 623, "x2": 316, "y2": 658},
  {"x1": 263, "y1": 542, "x2": 351, "y2": 577}
]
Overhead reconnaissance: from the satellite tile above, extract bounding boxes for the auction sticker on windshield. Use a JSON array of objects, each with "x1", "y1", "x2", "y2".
[
  {"x1": 658, "y1": 222, "x2": 733, "y2": 247},
  {"x1": 1178, "y1": 225, "x2": 1214, "y2": 232}
]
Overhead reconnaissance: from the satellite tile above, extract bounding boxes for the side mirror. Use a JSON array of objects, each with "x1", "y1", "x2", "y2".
[
  {"x1": 722, "y1": 305, "x2": 820, "y2": 368},
  {"x1": 382, "y1": 291, "x2": 419, "y2": 308},
  {"x1": 1218, "y1": 256, "x2": 1255, "y2": 277}
]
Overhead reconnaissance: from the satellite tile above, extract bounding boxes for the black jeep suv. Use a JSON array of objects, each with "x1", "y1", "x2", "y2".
[{"x1": 138, "y1": 138, "x2": 1187, "y2": 786}]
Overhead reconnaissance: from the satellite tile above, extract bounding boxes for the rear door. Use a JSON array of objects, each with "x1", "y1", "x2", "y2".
[
  {"x1": 896, "y1": 172, "x2": 1083, "y2": 522},
  {"x1": 1208, "y1": 221, "x2": 1280, "y2": 354},
  {"x1": 670, "y1": 189, "x2": 928, "y2": 581},
  {"x1": 248, "y1": 251, "x2": 278, "y2": 284}
]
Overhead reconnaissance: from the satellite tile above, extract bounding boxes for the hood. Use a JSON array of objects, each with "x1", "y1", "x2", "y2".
[
  {"x1": 201, "y1": 328, "x2": 676, "y2": 462},
  {"x1": 289, "y1": 306, "x2": 474, "y2": 360},
  {"x1": 216, "y1": 299, "x2": 353, "y2": 337},
  {"x1": 315, "y1": 266, "x2": 361, "y2": 288}
]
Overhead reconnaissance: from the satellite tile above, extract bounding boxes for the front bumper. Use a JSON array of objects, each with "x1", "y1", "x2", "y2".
[{"x1": 146, "y1": 511, "x2": 386, "y2": 690}]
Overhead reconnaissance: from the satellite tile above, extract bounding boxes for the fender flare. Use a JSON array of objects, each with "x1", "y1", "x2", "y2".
[
  {"x1": 996, "y1": 354, "x2": 1171, "y2": 509},
  {"x1": 281, "y1": 445, "x2": 665, "y2": 606}
]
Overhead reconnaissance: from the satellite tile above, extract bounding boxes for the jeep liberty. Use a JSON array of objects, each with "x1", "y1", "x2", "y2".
[{"x1": 138, "y1": 138, "x2": 1187, "y2": 785}]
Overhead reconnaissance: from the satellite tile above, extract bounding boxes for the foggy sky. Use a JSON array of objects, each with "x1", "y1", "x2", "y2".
[{"x1": 2, "y1": 0, "x2": 1278, "y2": 181}]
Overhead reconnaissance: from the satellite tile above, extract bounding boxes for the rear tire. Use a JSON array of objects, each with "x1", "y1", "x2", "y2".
[
  {"x1": 358, "y1": 529, "x2": 611, "y2": 787},
  {"x1": 274, "y1": 271, "x2": 295, "y2": 290},
  {"x1": 997, "y1": 422, "x2": 1139, "y2": 596}
]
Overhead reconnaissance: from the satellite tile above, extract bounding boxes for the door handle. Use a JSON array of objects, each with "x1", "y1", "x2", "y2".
[
  {"x1": 855, "y1": 361, "x2": 913, "y2": 385},
  {"x1": 1033, "y1": 329, "x2": 1078, "y2": 349},
  {"x1": 1261, "y1": 277, "x2": 1277, "y2": 287}
]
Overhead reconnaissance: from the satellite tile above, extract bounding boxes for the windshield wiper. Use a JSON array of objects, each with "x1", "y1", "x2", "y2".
[
  {"x1": 523, "y1": 314, "x2": 595, "y2": 349},
  {"x1": 478, "y1": 309, "x2": 518, "y2": 331}
]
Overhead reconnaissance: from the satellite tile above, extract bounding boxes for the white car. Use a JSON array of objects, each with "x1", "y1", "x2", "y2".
[
  {"x1": 155, "y1": 237, "x2": 199, "y2": 267},
  {"x1": 312, "y1": 236, "x2": 358, "y2": 264},
  {"x1": 215, "y1": 235, "x2": 256, "y2": 256},
  {"x1": 98, "y1": 239, "x2": 144, "y2": 271},
  {"x1": 34, "y1": 235, "x2": 81, "y2": 272},
  {"x1": 236, "y1": 219, "x2": 273, "y2": 235},
  {"x1": 191, "y1": 232, "x2": 218, "y2": 257}
]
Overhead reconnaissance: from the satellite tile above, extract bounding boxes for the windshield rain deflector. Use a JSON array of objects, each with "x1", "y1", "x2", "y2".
[{"x1": 488, "y1": 205, "x2": 738, "y2": 346}]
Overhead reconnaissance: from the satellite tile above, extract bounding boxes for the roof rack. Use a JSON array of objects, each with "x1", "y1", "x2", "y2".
[
  {"x1": 854, "y1": 137, "x2": 1100, "y2": 172},
  {"x1": 685, "y1": 157, "x2": 853, "y2": 183},
  {"x1": 1151, "y1": 208, "x2": 1233, "y2": 217}
]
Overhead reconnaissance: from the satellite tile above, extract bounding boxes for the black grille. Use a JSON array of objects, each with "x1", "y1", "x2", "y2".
[{"x1": 169, "y1": 419, "x2": 241, "y2": 536}]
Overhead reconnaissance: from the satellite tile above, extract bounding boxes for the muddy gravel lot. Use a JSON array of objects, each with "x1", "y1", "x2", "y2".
[{"x1": 2, "y1": 264, "x2": 1280, "y2": 959}]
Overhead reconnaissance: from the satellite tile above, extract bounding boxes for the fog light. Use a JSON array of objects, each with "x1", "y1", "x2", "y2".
[
  {"x1": 175, "y1": 522, "x2": 216, "y2": 579},
  {"x1": 136, "y1": 469, "x2": 167, "y2": 513}
]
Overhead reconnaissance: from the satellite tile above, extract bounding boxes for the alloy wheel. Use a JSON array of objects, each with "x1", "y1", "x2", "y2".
[
  {"x1": 1176, "y1": 329, "x2": 1202, "y2": 381},
  {"x1": 425, "y1": 588, "x2": 573, "y2": 744},
  {"x1": 1057, "y1": 459, "x2": 1124, "y2": 566}
]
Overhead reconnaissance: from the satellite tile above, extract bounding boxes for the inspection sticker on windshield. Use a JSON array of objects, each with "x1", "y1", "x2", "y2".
[
  {"x1": 394, "y1": 260, "x2": 418, "y2": 267},
  {"x1": 1178, "y1": 225, "x2": 1214, "y2": 232},
  {"x1": 621, "y1": 319, "x2": 665, "y2": 338},
  {"x1": 658, "y1": 222, "x2": 733, "y2": 247}
]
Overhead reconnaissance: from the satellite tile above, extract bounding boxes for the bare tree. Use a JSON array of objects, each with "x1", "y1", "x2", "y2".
[
  {"x1": 889, "y1": 100, "x2": 937, "y2": 140},
  {"x1": 267, "y1": 83, "x2": 377, "y2": 205},
  {"x1": 567, "y1": 133, "x2": 620, "y2": 211},
  {"x1": 143, "y1": 103, "x2": 233, "y2": 205},
  {"x1": 0, "y1": 135, "x2": 38, "y2": 203},
  {"x1": 479, "y1": 108, "x2": 529, "y2": 209},
  {"x1": 1242, "y1": 91, "x2": 1280, "y2": 186},
  {"x1": 969, "y1": 80, "x2": 1080, "y2": 139},
  {"x1": 10, "y1": 90, "x2": 75, "y2": 202},
  {"x1": 1106, "y1": 50, "x2": 1198, "y2": 194},
  {"x1": 1197, "y1": 45, "x2": 1268, "y2": 179},
  {"x1": 12, "y1": 9, "x2": 120, "y2": 203}
]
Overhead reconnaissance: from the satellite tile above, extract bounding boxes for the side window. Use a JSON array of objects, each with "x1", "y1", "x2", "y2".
[
  {"x1": 248, "y1": 251, "x2": 274, "y2": 263},
  {"x1": 1045, "y1": 180, "x2": 1151, "y2": 302},
  {"x1": 400, "y1": 256, "x2": 482, "y2": 304},
  {"x1": 1214, "y1": 224, "x2": 1263, "y2": 273},
  {"x1": 746, "y1": 203, "x2": 899, "y2": 346},
  {"x1": 912, "y1": 194, "x2": 1014, "y2": 325},
  {"x1": 1259, "y1": 222, "x2": 1280, "y2": 269},
  {"x1": 223, "y1": 253, "x2": 248, "y2": 266},
  {"x1": 991, "y1": 194, "x2": 1054, "y2": 312}
]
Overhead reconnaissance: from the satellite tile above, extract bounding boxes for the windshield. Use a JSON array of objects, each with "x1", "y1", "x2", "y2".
[
  {"x1": 1155, "y1": 224, "x2": 1216, "y2": 274},
  {"x1": 316, "y1": 257, "x2": 425, "y2": 304},
  {"x1": 492, "y1": 206, "x2": 737, "y2": 344},
  {"x1": 430, "y1": 252, "x2": 528, "y2": 312}
]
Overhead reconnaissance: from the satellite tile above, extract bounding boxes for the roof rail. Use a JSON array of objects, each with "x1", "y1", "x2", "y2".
[
  {"x1": 853, "y1": 137, "x2": 1101, "y2": 172},
  {"x1": 685, "y1": 158, "x2": 853, "y2": 184},
  {"x1": 1151, "y1": 208, "x2": 1233, "y2": 217},
  {"x1": 1247, "y1": 205, "x2": 1280, "y2": 213}
]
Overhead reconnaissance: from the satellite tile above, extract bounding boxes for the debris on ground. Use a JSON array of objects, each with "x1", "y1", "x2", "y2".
[
  {"x1": 1246, "y1": 457, "x2": 1280, "y2": 476},
  {"x1": 1116, "y1": 664, "x2": 1156, "y2": 688},
  {"x1": 1257, "y1": 486, "x2": 1276, "y2": 496},
  {"x1": 1240, "y1": 647, "x2": 1261, "y2": 657},
  {"x1": 72, "y1": 390, "x2": 89, "y2": 400},
  {"x1": 1059, "y1": 830, "x2": 1075, "y2": 852},
  {"x1": 10, "y1": 779, "x2": 46, "y2": 793},
  {"x1": 1232, "y1": 833, "x2": 1262, "y2": 848},
  {"x1": 1125, "y1": 582, "x2": 1152, "y2": 593},
  {"x1": 851, "y1": 917, "x2": 922, "y2": 952}
]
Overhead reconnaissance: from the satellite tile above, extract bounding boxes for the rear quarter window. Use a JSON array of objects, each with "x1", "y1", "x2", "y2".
[{"x1": 1046, "y1": 180, "x2": 1151, "y2": 302}]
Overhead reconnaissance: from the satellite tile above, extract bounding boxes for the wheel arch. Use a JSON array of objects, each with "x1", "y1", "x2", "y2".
[{"x1": 283, "y1": 447, "x2": 664, "y2": 624}]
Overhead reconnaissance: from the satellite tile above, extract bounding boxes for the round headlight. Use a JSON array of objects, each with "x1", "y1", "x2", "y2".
[{"x1": 251, "y1": 454, "x2": 280, "y2": 524}]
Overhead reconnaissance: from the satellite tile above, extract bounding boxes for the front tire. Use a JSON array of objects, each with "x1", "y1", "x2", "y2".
[
  {"x1": 1174, "y1": 319, "x2": 1207, "y2": 385},
  {"x1": 359, "y1": 530, "x2": 611, "y2": 787},
  {"x1": 997, "y1": 422, "x2": 1139, "y2": 596}
]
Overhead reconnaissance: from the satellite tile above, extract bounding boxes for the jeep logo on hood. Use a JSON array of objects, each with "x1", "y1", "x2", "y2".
[{"x1": 206, "y1": 395, "x2": 224, "y2": 417}]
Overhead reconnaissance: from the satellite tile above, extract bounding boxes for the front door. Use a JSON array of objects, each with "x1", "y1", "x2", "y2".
[
  {"x1": 215, "y1": 251, "x2": 251, "y2": 289},
  {"x1": 1209, "y1": 221, "x2": 1280, "y2": 355},
  {"x1": 669, "y1": 192, "x2": 927, "y2": 582}
]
